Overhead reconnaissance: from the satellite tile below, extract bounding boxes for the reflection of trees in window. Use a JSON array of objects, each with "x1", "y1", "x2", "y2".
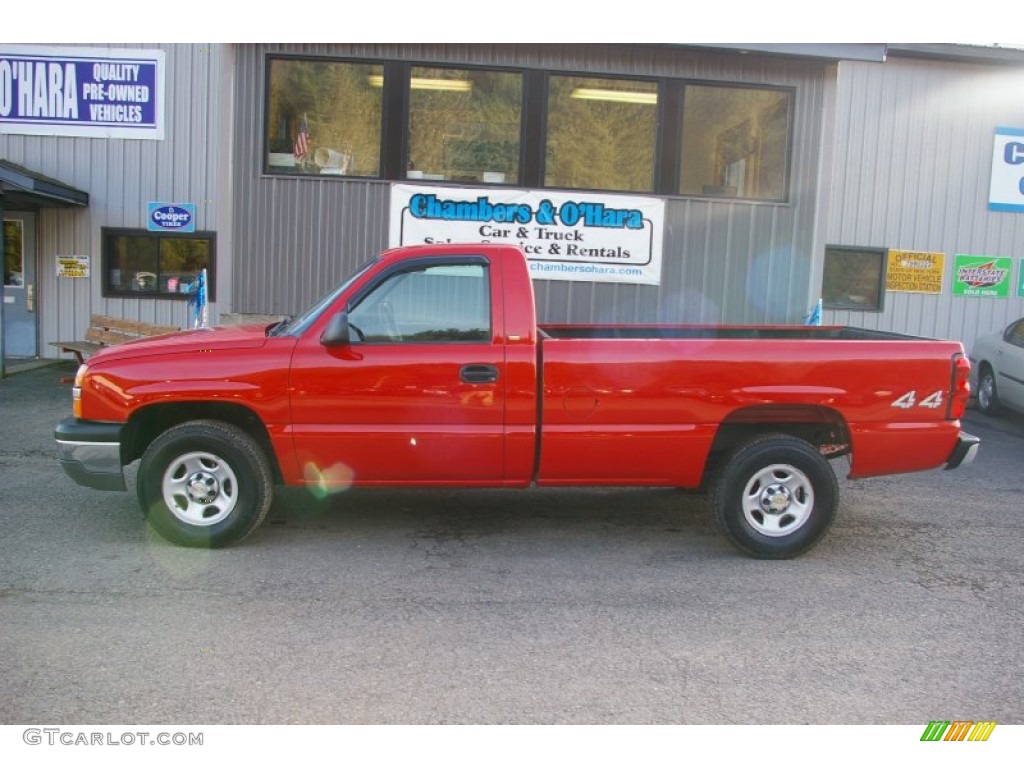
[
  {"x1": 160, "y1": 239, "x2": 207, "y2": 271},
  {"x1": 545, "y1": 76, "x2": 657, "y2": 192},
  {"x1": 103, "y1": 230, "x2": 215, "y2": 299},
  {"x1": 261, "y1": 56, "x2": 794, "y2": 198},
  {"x1": 3, "y1": 220, "x2": 24, "y2": 287},
  {"x1": 408, "y1": 67, "x2": 521, "y2": 183},
  {"x1": 822, "y1": 247, "x2": 886, "y2": 311},
  {"x1": 110, "y1": 236, "x2": 158, "y2": 285},
  {"x1": 266, "y1": 58, "x2": 383, "y2": 176},
  {"x1": 351, "y1": 263, "x2": 490, "y2": 343},
  {"x1": 680, "y1": 85, "x2": 790, "y2": 200}
]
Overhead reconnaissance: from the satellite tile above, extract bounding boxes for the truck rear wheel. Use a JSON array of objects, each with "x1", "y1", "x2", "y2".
[
  {"x1": 712, "y1": 434, "x2": 838, "y2": 559},
  {"x1": 137, "y1": 420, "x2": 273, "y2": 548}
]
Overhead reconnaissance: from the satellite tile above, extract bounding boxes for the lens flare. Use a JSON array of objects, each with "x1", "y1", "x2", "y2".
[{"x1": 303, "y1": 461, "x2": 355, "y2": 500}]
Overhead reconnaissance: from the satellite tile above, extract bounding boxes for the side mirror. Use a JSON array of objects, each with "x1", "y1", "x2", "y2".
[{"x1": 320, "y1": 312, "x2": 352, "y2": 346}]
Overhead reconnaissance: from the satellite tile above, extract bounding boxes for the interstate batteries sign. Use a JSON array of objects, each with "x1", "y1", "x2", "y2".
[
  {"x1": 389, "y1": 185, "x2": 665, "y2": 285},
  {"x1": 952, "y1": 254, "x2": 1012, "y2": 298},
  {"x1": 0, "y1": 46, "x2": 165, "y2": 140}
]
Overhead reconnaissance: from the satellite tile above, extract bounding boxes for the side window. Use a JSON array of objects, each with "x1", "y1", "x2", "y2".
[
  {"x1": 821, "y1": 246, "x2": 887, "y2": 311},
  {"x1": 349, "y1": 263, "x2": 490, "y2": 343},
  {"x1": 265, "y1": 57, "x2": 384, "y2": 177},
  {"x1": 101, "y1": 228, "x2": 216, "y2": 300},
  {"x1": 679, "y1": 84, "x2": 791, "y2": 200},
  {"x1": 545, "y1": 75, "x2": 658, "y2": 193},
  {"x1": 1008, "y1": 320, "x2": 1024, "y2": 349},
  {"x1": 407, "y1": 66, "x2": 522, "y2": 185}
]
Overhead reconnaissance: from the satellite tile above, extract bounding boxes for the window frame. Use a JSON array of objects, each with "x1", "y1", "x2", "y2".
[
  {"x1": 821, "y1": 245, "x2": 887, "y2": 312},
  {"x1": 262, "y1": 54, "x2": 388, "y2": 179},
  {"x1": 260, "y1": 52, "x2": 795, "y2": 202},
  {"x1": 542, "y1": 72, "x2": 662, "y2": 194},
  {"x1": 100, "y1": 227, "x2": 217, "y2": 301},
  {"x1": 1004, "y1": 319, "x2": 1024, "y2": 349},
  {"x1": 677, "y1": 80, "x2": 795, "y2": 203},
  {"x1": 345, "y1": 255, "x2": 494, "y2": 345}
]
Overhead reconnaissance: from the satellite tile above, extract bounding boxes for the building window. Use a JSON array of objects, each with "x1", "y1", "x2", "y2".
[
  {"x1": 265, "y1": 58, "x2": 384, "y2": 176},
  {"x1": 822, "y1": 246, "x2": 886, "y2": 311},
  {"x1": 680, "y1": 85, "x2": 791, "y2": 200},
  {"x1": 406, "y1": 66, "x2": 522, "y2": 185},
  {"x1": 260, "y1": 55, "x2": 795, "y2": 200},
  {"x1": 544, "y1": 75, "x2": 658, "y2": 192},
  {"x1": 102, "y1": 229, "x2": 216, "y2": 300},
  {"x1": 3, "y1": 220, "x2": 24, "y2": 287}
]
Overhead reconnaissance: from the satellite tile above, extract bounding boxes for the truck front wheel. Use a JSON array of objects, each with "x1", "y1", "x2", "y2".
[
  {"x1": 712, "y1": 435, "x2": 838, "y2": 559},
  {"x1": 137, "y1": 420, "x2": 273, "y2": 548}
]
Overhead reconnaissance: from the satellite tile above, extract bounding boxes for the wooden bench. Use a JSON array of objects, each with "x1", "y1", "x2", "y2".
[{"x1": 51, "y1": 314, "x2": 180, "y2": 365}]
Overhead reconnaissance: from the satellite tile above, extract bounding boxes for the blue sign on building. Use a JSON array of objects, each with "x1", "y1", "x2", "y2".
[
  {"x1": 989, "y1": 127, "x2": 1024, "y2": 212},
  {"x1": 0, "y1": 45, "x2": 165, "y2": 140},
  {"x1": 148, "y1": 203, "x2": 196, "y2": 233}
]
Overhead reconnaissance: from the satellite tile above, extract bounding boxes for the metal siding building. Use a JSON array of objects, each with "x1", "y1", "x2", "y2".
[
  {"x1": 3, "y1": 43, "x2": 1024, "y2": 369},
  {"x1": 824, "y1": 49, "x2": 1024, "y2": 348},
  {"x1": 229, "y1": 44, "x2": 831, "y2": 327},
  {"x1": 0, "y1": 43, "x2": 233, "y2": 366}
]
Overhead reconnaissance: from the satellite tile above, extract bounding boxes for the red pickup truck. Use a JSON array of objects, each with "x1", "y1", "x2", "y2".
[{"x1": 55, "y1": 243, "x2": 978, "y2": 558}]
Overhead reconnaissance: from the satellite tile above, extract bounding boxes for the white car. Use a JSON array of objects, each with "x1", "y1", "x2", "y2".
[{"x1": 969, "y1": 317, "x2": 1024, "y2": 416}]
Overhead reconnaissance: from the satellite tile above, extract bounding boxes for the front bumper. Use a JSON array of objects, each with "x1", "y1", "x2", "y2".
[
  {"x1": 945, "y1": 431, "x2": 980, "y2": 470},
  {"x1": 54, "y1": 417, "x2": 126, "y2": 491}
]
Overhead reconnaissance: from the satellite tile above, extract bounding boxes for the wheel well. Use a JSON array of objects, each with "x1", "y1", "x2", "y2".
[
  {"x1": 122, "y1": 402, "x2": 283, "y2": 483},
  {"x1": 701, "y1": 405, "x2": 850, "y2": 489}
]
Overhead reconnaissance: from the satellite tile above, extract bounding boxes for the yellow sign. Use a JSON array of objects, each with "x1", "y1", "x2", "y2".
[
  {"x1": 886, "y1": 250, "x2": 944, "y2": 294},
  {"x1": 56, "y1": 255, "x2": 90, "y2": 279}
]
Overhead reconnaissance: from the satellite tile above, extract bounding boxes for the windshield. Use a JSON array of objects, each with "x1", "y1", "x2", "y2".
[{"x1": 269, "y1": 258, "x2": 378, "y2": 337}]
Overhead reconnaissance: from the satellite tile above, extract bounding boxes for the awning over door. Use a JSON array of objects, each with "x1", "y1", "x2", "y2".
[{"x1": 0, "y1": 159, "x2": 89, "y2": 209}]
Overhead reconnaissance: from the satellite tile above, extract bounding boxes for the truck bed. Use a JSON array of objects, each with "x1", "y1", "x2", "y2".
[{"x1": 535, "y1": 324, "x2": 966, "y2": 484}]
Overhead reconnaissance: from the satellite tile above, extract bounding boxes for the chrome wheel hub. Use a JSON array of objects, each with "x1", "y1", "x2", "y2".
[
  {"x1": 742, "y1": 464, "x2": 814, "y2": 537},
  {"x1": 979, "y1": 376, "x2": 994, "y2": 409},
  {"x1": 761, "y1": 483, "x2": 793, "y2": 513},
  {"x1": 187, "y1": 472, "x2": 220, "y2": 504},
  {"x1": 162, "y1": 451, "x2": 238, "y2": 527}
]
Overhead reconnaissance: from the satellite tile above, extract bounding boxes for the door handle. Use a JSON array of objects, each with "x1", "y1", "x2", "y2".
[{"x1": 460, "y1": 364, "x2": 499, "y2": 384}]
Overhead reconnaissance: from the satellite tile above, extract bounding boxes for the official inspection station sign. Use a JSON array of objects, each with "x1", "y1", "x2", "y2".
[
  {"x1": 389, "y1": 184, "x2": 665, "y2": 285},
  {"x1": 0, "y1": 46, "x2": 165, "y2": 140},
  {"x1": 886, "y1": 250, "x2": 944, "y2": 294},
  {"x1": 55, "y1": 255, "x2": 89, "y2": 279}
]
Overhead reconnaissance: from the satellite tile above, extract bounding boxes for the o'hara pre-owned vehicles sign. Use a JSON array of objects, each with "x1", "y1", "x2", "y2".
[
  {"x1": 0, "y1": 46, "x2": 165, "y2": 140},
  {"x1": 390, "y1": 185, "x2": 665, "y2": 285}
]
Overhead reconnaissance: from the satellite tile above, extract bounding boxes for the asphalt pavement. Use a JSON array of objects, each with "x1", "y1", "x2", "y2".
[{"x1": 1, "y1": 360, "x2": 1022, "y2": 727}]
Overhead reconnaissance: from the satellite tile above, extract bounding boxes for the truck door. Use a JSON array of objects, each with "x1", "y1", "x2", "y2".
[{"x1": 288, "y1": 256, "x2": 506, "y2": 485}]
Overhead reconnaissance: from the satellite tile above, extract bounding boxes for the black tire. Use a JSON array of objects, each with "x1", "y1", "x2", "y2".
[
  {"x1": 976, "y1": 365, "x2": 1000, "y2": 415},
  {"x1": 712, "y1": 434, "x2": 838, "y2": 559},
  {"x1": 137, "y1": 420, "x2": 273, "y2": 548}
]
